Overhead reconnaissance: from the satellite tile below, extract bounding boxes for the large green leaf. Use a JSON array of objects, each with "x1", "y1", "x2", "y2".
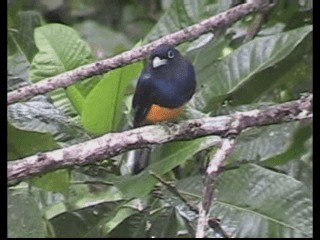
[
  {"x1": 145, "y1": 0, "x2": 233, "y2": 43},
  {"x1": 107, "y1": 210, "x2": 149, "y2": 238},
  {"x1": 31, "y1": 170, "x2": 70, "y2": 193},
  {"x1": 176, "y1": 164, "x2": 312, "y2": 238},
  {"x1": 230, "y1": 33, "x2": 312, "y2": 105},
  {"x1": 8, "y1": 53, "x2": 30, "y2": 91},
  {"x1": 193, "y1": 25, "x2": 312, "y2": 112},
  {"x1": 46, "y1": 172, "x2": 126, "y2": 237},
  {"x1": 30, "y1": 23, "x2": 99, "y2": 114},
  {"x1": 8, "y1": 95, "x2": 89, "y2": 146},
  {"x1": 8, "y1": 122, "x2": 58, "y2": 161},
  {"x1": 30, "y1": 23, "x2": 91, "y2": 82},
  {"x1": 149, "y1": 207, "x2": 179, "y2": 238},
  {"x1": 8, "y1": 186, "x2": 47, "y2": 238},
  {"x1": 277, "y1": 156, "x2": 312, "y2": 194},
  {"x1": 49, "y1": 202, "x2": 123, "y2": 238},
  {"x1": 8, "y1": 10, "x2": 42, "y2": 59},
  {"x1": 16, "y1": 11, "x2": 43, "y2": 62},
  {"x1": 8, "y1": 0, "x2": 24, "y2": 29},
  {"x1": 73, "y1": 20, "x2": 133, "y2": 59},
  {"x1": 49, "y1": 88, "x2": 80, "y2": 119},
  {"x1": 227, "y1": 122, "x2": 299, "y2": 163},
  {"x1": 261, "y1": 124, "x2": 312, "y2": 167},
  {"x1": 267, "y1": 0, "x2": 312, "y2": 31},
  {"x1": 102, "y1": 207, "x2": 137, "y2": 235},
  {"x1": 212, "y1": 164, "x2": 312, "y2": 238},
  {"x1": 8, "y1": 15, "x2": 34, "y2": 92},
  {"x1": 81, "y1": 61, "x2": 143, "y2": 134}
]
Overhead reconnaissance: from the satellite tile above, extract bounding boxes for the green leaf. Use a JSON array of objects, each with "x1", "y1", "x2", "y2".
[
  {"x1": 31, "y1": 170, "x2": 70, "y2": 193},
  {"x1": 81, "y1": 61, "x2": 143, "y2": 134},
  {"x1": 46, "y1": 175, "x2": 126, "y2": 237},
  {"x1": 15, "y1": 11, "x2": 43, "y2": 62},
  {"x1": 50, "y1": 88, "x2": 79, "y2": 118},
  {"x1": 227, "y1": 122, "x2": 300, "y2": 164},
  {"x1": 212, "y1": 164, "x2": 312, "y2": 238},
  {"x1": 145, "y1": 0, "x2": 233, "y2": 43},
  {"x1": 8, "y1": 0, "x2": 24, "y2": 28},
  {"x1": 8, "y1": 187, "x2": 47, "y2": 238},
  {"x1": 73, "y1": 20, "x2": 133, "y2": 58},
  {"x1": 107, "y1": 210, "x2": 149, "y2": 238},
  {"x1": 30, "y1": 23, "x2": 99, "y2": 114},
  {"x1": 176, "y1": 175, "x2": 203, "y2": 197},
  {"x1": 261, "y1": 124, "x2": 312, "y2": 167},
  {"x1": 49, "y1": 202, "x2": 123, "y2": 238},
  {"x1": 103, "y1": 207, "x2": 137, "y2": 235},
  {"x1": 193, "y1": 25, "x2": 312, "y2": 112},
  {"x1": 69, "y1": 184, "x2": 124, "y2": 210},
  {"x1": 230, "y1": 33, "x2": 312, "y2": 105},
  {"x1": 149, "y1": 207, "x2": 179, "y2": 238},
  {"x1": 8, "y1": 95, "x2": 89, "y2": 147},
  {"x1": 30, "y1": 23, "x2": 92, "y2": 82},
  {"x1": 8, "y1": 123, "x2": 58, "y2": 161},
  {"x1": 44, "y1": 181, "x2": 124, "y2": 221},
  {"x1": 176, "y1": 164, "x2": 313, "y2": 238},
  {"x1": 8, "y1": 53, "x2": 30, "y2": 91},
  {"x1": 8, "y1": 9, "x2": 42, "y2": 57},
  {"x1": 276, "y1": 157, "x2": 312, "y2": 194}
]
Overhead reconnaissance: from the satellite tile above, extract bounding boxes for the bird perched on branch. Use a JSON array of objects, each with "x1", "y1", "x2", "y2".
[
  {"x1": 132, "y1": 44, "x2": 196, "y2": 127},
  {"x1": 129, "y1": 44, "x2": 196, "y2": 173}
]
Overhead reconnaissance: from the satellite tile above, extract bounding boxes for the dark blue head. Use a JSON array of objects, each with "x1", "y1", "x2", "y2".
[{"x1": 149, "y1": 44, "x2": 182, "y2": 69}]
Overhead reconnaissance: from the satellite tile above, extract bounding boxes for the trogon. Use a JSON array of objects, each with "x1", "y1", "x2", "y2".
[{"x1": 130, "y1": 43, "x2": 196, "y2": 173}]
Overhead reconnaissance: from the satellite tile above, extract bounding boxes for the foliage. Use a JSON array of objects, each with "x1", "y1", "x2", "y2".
[{"x1": 8, "y1": 0, "x2": 312, "y2": 238}]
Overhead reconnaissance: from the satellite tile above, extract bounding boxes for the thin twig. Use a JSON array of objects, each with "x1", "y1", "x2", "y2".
[
  {"x1": 70, "y1": 180, "x2": 113, "y2": 186},
  {"x1": 7, "y1": 94, "x2": 312, "y2": 185},
  {"x1": 8, "y1": 1, "x2": 269, "y2": 105},
  {"x1": 208, "y1": 218, "x2": 230, "y2": 238},
  {"x1": 149, "y1": 171, "x2": 199, "y2": 214},
  {"x1": 244, "y1": 0, "x2": 278, "y2": 42}
]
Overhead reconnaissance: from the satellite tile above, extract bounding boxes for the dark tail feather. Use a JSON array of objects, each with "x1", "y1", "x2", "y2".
[{"x1": 128, "y1": 148, "x2": 151, "y2": 174}]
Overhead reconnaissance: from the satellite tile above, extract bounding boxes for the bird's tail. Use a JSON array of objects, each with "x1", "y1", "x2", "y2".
[{"x1": 127, "y1": 148, "x2": 152, "y2": 174}]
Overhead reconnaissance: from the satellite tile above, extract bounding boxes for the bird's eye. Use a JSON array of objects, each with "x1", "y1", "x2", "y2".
[{"x1": 167, "y1": 50, "x2": 174, "y2": 59}]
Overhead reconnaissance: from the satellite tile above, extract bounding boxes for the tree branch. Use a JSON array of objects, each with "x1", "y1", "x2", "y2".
[
  {"x1": 195, "y1": 138, "x2": 236, "y2": 238},
  {"x1": 244, "y1": 0, "x2": 277, "y2": 42},
  {"x1": 7, "y1": 94, "x2": 312, "y2": 185},
  {"x1": 7, "y1": 1, "x2": 270, "y2": 105},
  {"x1": 150, "y1": 171, "x2": 199, "y2": 214}
]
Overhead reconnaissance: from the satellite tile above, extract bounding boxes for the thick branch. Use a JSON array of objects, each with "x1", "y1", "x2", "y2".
[
  {"x1": 195, "y1": 138, "x2": 236, "y2": 238},
  {"x1": 7, "y1": 94, "x2": 312, "y2": 185},
  {"x1": 7, "y1": 1, "x2": 269, "y2": 105}
]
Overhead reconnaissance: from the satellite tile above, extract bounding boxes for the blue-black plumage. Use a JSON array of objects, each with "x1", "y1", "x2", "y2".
[{"x1": 133, "y1": 44, "x2": 196, "y2": 127}]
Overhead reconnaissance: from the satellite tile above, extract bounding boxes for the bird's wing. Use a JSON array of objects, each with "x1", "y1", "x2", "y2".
[{"x1": 132, "y1": 73, "x2": 154, "y2": 127}]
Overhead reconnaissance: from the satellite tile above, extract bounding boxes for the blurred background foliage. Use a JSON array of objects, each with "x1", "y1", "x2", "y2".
[{"x1": 8, "y1": 0, "x2": 312, "y2": 238}]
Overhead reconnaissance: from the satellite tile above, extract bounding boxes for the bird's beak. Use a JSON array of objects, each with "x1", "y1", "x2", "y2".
[{"x1": 152, "y1": 57, "x2": 168, "y2": 68}]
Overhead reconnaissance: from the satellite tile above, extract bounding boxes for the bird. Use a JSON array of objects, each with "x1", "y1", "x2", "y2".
[
  {"x1": 132, "y1": 43, "x2": 196, "y2": 127},
  {"x1": 129, "y1": 44, "x2": 196, "y2": 174}
]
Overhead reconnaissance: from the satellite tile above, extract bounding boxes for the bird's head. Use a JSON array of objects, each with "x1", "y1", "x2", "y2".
[{"x1": 150, "y1": 44, "x2": 181, "y2": 69}]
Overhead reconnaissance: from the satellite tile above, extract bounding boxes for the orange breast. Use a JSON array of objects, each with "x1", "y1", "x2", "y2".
[{"x1": 146, "y1": 104, "x2": 184, "y2": 124}]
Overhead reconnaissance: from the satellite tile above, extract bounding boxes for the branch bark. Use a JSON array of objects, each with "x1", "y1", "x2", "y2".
[
  {"x1": 244, "y1": 0, "x2": 277, "y2": 42},
  {"x1": 7, "y1": 1, "x2": 269, "y2": 105},
  {"x1": 196, "y1": 138, "x2": 236, "y2": 238},
  {"x1": 7, "y1": 94, "x2": 312, "y2": 185}
]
